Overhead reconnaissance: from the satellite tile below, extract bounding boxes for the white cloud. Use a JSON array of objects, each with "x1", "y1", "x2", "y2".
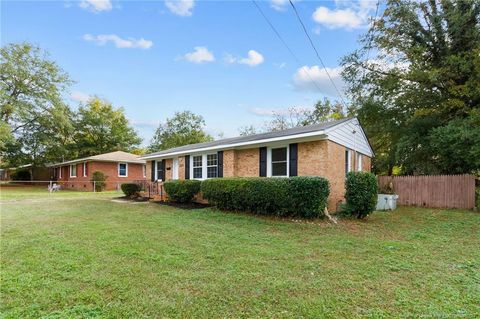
[
  {"x1": 312, "y1": 0, "x2": 377, "y2": 30},
  {"x1": 225, "y1": 50, "x2": 264, "y2": 67},
  {"x1": 165, "y1": 0, "x2": 195, "y2": 17},
  {"x1": 292, "y1": 65, "x2": 345, "y2": 96},
  {"x1": 270, "y1": 0, "x2": 288, "y2": 11},
  {"x1": 70, "y1": 91, "x2": 91, "y2": 103},
  {"x1": 182, "y1": 46, "x2": 215, "y2": 63},
  {"x1": 79, "y1": 0, "x2": 112, "y2": 13},
  {"x1": 250, "y1": 106, "x2": 311, "y2": 117},
  {"x1": 83, "y1": 34, "x2": 153, "y2": 49}
]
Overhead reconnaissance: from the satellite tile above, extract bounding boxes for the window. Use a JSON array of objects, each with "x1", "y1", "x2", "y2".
[
  {"x1": 357, "y1": 153, "x2": 362, "y2": 171},
  {"x1": 207, "y1": 154, "x2": 218, "y2": 178},
  {"x1": 70, "y1": 164, "x2": 77, "y2": 178},
  {"x1": 143, "y1": 165, "x2": 146, "y2": 178},
  {"x1": 193, "y1": 155, "x2": 203, "y2": 179},
  {"x1": 345, "y1": 149, "x2": 351, "y2": 176},
  {"x1": 271, "y1": 147, "x2": 288, "y2": 177},
  {"x1": 118, "y1": 163, "x2": 128, "y2": 177},
  {"x1": 83, "y1": 162, "x2": 87, "y2": 177}
]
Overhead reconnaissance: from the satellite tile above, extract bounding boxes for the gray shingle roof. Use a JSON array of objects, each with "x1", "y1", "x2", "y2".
[{"x1": 142, "y1": 117, "x2": 352, "y2": 159}]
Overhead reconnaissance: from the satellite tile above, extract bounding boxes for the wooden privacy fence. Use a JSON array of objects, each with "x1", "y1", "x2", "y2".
[{"x1": 377, "y1": 174, "x2": 476, "y2": 209}]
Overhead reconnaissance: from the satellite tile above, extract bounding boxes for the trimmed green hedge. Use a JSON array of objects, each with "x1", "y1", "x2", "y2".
[
  {"x1": 343, "y1": 172, "x2": 378, "y2": 219},
  {"x1": 201, "y1": 177, "x2": 330, "y2": 218},
  {"x1": 164, "y1": 180, "x2": 201, "y2": 203},
  {"x1": 121, "y1": 183, "x2": 141, "y2": 197}
]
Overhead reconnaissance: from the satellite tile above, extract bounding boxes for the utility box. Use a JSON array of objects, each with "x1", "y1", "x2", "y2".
[{"x1": 376, "y1": 194, "x2": 399, "y2": 211}]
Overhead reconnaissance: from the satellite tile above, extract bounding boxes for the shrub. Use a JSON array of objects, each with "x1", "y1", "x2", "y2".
[
  {"x1": 121, "y1": 183, "x2": 141, "y2": 197},
  {"x1": 201, "y1": 177, "x2": 330, "y2": 218},
  {"x1": 163, "y1": 180, "x2": 201, "y2": 203},
  {"x1": 343, "y1": 172, "x2": 378, "y2": 219},
  {"x1": 11, "y1": 169, "x2": 31, "y2": 181},
  {"x1": 91, "y1": 171, "x2": 106, "y2": 192}
]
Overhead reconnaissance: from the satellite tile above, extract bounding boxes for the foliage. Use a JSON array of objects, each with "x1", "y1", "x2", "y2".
[
  {"x1": 343, "y1": 172, "x2": 378, "y2": 219},
  {"x1": 148, "y1": 111, "x2": 213, "y2": 152},
  {"x1": 73, "y1": 97, "x2": 141, "y2": 158},
  {"x1": 201, "y1": 177, "x2": 330, "y2": 218},
  {"x1": 121, "y1": 183, "x2": 141, "y2": 197},
  {"x1": 0, "y1": 42, "x2": 74, "y2": 167},
  {"x1": 10, "y1": 169, "x2": 31, "y2": 181},
  {"x1": 341, "y1": 0, "x2": 480, "y2": 175},
  {"x1": 476, "y1": 187, "x2": 480, "y2": 209},
  {"x1": 163, "y1": 180, "x2": 201, "y2": 203},
  {"x1": 91, "y1": 171, "x2": 106, "y2": 192}
]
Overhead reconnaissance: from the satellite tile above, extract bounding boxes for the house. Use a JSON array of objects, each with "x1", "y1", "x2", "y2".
[
  {"x1": 50, "y1": 151, "x2": 147, "y2": 190},
  {"x1": 140, "y1": 117, "x2": 374, "y2": 211}
]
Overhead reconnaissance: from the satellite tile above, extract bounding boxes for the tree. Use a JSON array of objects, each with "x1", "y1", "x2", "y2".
[
  {"x1": 148, "y1": 111, "x2": 213, "y2": 152},
  {"x1": 341, "y1": 0, "x2": 480, "y2": 174},
  {"x1": 73, "y1": 97, "x2": 141, "y2": 157},
  {"x1": 0, "y1": 42, "x2": 73, "y2": 167}
]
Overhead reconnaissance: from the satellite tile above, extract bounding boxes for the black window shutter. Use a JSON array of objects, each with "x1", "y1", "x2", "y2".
[
  {"x1": 185, "y1": 155, "x2": 190, "y2": 179},
  {"x1": 259, "y1": 147, "x2": 267, "y2": 177},
  {"x1": 217, "y1": 151, "x2": 224, "y2": 178},
  {"x1": 151, "y1": 161, "x2": 156, "y2": 181},
  {"x1": 289, "y1": 143, "x2": 298, "y2": 177}
]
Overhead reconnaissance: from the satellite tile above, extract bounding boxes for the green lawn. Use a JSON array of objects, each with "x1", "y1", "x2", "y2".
[{"x1": 1, "y1": 187, "x2": 479, "y2": 318}]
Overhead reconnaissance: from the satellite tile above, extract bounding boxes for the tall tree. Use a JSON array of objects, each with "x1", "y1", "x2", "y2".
[
  {"x1": 342, "y1": 0, "x2": 480, "y2": 174},
  {"x1": 148, "y1": 111, "x2": 213, "y2": 152},
  {"x1": 73, "y1": 97, "x2": 141, "y2": 157},
  {"x1": 0, "y1": 42, "x2": 73, "y2": 167}
]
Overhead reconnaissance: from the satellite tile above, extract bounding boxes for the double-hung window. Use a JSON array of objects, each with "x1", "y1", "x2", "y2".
[
  {"x1": 83, "y1": 162, "x2": 87, "y2": 177},
  {"x1": 207, "y1": 154, "x2": 218, "y2": 178},
  {"x1": 118, "y1": 163, "x2": 128, "y2": 177},
  {"x1": 345, "y1": 149, "x2": 352, "y2": 176},
  {"x1": 70, "y1": 164, "x2": 77, "y2": 178},
  {"x1": 271, "y1": 147, "x2": 288, "y2": 177},
  {"x1": 191, "y1": 153, "x2": 218, "y2": 179},
  {"x1": 192, "y1": 156, "x2": 203, "y2": 179},
  {"x1": 357, "y1": 153, "x2": 362, "y2": 171}
]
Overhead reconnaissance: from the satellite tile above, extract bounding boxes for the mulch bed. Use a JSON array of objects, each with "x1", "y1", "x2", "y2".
[
  {"x1": 114, "y1": 196, "x2": 150, "y2": 202},
  {"x1": 154, "y1": 201, "x2": 211, "y2": 210}
]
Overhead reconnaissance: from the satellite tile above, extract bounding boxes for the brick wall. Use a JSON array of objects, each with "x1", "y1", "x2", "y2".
[
  {"x1": 234, "y1": 148, "x2": 259, "y2": 177},
  {"x1": 56, "y1": 161, "x2": 146, "y2": 191}
]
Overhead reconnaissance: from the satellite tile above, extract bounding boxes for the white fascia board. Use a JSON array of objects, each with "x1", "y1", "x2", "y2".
[{"x1": 141, "y1": 131, "x2": 327, "y2": 160}]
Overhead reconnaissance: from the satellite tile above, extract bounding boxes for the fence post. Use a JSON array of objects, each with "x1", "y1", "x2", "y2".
[{"x1": 93, "y1": 181, "x2": 96, "y2": 193}]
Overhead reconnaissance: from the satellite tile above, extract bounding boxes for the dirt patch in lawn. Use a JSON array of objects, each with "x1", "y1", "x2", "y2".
[{"x1": 154, "y1": 201, "x2": 211, "y2": 210}]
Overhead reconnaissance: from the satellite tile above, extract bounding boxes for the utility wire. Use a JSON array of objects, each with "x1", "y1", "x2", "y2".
[
  {"x1": 251, "y1": 0, "x2": 325, "y2": 93},
  {"x1": 288, "y1": 0, "x2": 348, "y2": 108}
]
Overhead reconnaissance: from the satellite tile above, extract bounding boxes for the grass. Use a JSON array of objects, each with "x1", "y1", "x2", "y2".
[{"x1": 1, "y1": 187, "x2": 479, "y2": 318}]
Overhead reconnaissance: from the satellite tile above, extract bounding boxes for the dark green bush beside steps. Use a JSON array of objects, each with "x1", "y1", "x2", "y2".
[
  {"x1": 201, "y1": 177, "x2": 330, "y2": 218},
  {"x1": 163, "y1": 180, "x2": 201, "y2": 203},
  {"x1": 121, "y1": 183, "x2": 141, "y2": 197},
  {"x1": 342, "y1": 172, "x2": 378, "y2": 219}
]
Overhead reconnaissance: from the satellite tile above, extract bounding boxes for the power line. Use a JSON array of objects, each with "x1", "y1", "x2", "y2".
[
  {"x1": 251, "y1": 0, "x2": 325, "y2": 93},
  {"x1": 288, "y1": 0, "x2": 348, "y2": 108}
]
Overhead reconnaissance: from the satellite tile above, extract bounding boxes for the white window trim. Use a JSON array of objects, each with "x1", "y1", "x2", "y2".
[
  {"x1": 143, "y1": 164, "x2": 146, "y2": 178},
  {"x1": 189, "y1": 153, "x2": 218, "y2": 180},
  {"x1": 118, "y1": 162, "x2": 128, "y2": 177},
  {"x1": 83, "y1": 162, "x2": 87, "y2": 177},
  {"x1": 70, "y1": 164, "x2": 77, "y2": 178},
  {"x1": 172, "y1": 158, "x2": 179, "y2": 180},
  {"x1": 267, "y1": 145, "x2": 289, "y2": 177},
  {"x1": 357, "y1": 153, "x2": 362, "y2": 172},
  {"x1": 59, "y1": 166, "x2": 62, "y2": 179},
  {"x1": 346, "y1": 149, "x2": 352, "y2": 174}
]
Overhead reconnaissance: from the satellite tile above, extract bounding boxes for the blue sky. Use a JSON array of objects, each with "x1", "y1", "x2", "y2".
[{"x1": 2, "y1": 0, "x2": 378, "y2": 145}]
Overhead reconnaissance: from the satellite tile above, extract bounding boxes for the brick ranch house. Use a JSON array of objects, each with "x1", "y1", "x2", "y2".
[
  {"x1": 50, "y1": 151, "x2": 147, "y2": 191},
  {"x1": 141, "y1": 117, "x2": 374, "y2": 212}
]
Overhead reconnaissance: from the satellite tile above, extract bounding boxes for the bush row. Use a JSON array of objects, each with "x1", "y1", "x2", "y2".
[{"x1": 163, "y1": 177, "x2": 330, "y2": 218}]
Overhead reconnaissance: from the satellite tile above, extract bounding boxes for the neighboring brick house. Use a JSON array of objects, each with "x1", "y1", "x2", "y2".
[
  {"x1": 50, "y1": 151, "x2": 147, "y2": 191},
  {"x1": 141, "y1": 118, "x2": 374, "y2": 212}
]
